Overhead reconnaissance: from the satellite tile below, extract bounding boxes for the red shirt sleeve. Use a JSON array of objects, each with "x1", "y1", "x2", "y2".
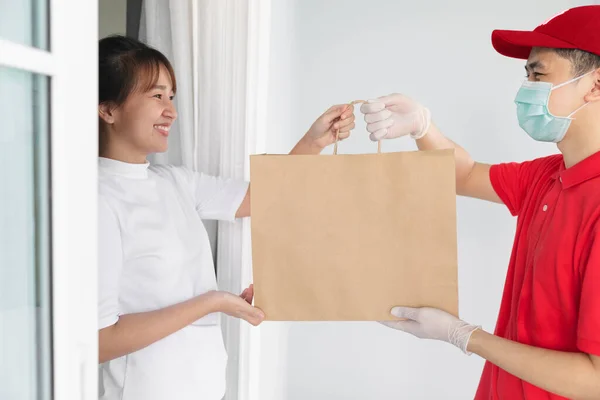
[
  {"x1": 489, "y1": 155, "x2": 563, "y2": 217},
  {"x1": 577, "y1": 228, "x2": 600, "y2": 356}
]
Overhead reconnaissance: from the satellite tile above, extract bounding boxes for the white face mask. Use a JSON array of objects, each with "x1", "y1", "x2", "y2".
[{"x1": 514, "y1": 71, "x2": 592, "y2": 143}]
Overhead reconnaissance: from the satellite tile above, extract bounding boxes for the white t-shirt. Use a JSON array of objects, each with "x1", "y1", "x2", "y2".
[{"x1": 97, "y1": 157, "x2": 248, "y2": 400}]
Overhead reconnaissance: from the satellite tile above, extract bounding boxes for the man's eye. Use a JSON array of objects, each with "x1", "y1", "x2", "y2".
[
  {"x1": 154, "y1": 94, "x2": 162, "y2": 99},
  {"x1": 525, "y1": 72, "x2": 543, "y2": 79},
  {"x1": 169, "y1": 95, "x2": 175, "y2": 101}
]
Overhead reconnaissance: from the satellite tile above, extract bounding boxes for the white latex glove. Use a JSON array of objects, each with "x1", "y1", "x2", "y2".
[
  {"x1": 382, "y1": 307, "x2": 480, "y2": 354},
  {"x1": 360, "y1": 93, "x2": 431, "y2": 141}
]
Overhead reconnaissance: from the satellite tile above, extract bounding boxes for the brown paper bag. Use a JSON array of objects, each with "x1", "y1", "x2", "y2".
[{"x1": 250, "y1": 147, "x2": 458, "y2": 321}]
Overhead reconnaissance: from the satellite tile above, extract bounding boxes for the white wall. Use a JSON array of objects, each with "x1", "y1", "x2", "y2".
[
  {"x1": 259, "y1": 1, "x2": 589, "y2": 399},
  {"x1": 98, "y1": 0, "x2": 126, "y2": 38}
]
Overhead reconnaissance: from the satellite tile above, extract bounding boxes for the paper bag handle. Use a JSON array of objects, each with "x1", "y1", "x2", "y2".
[{"x1": 333, "y1": 100, "x2": 382, "y2": 155}]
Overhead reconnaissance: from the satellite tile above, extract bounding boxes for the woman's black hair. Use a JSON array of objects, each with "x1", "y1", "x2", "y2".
[{"x1": 99, "y1": 35, "x2": 177, "y2": 107}]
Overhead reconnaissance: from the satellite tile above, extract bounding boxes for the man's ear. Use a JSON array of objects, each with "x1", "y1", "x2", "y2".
[
  {"x1": 99, "y1": 102, "x2": 117, "y2": 124},
  {"x1": 585, "y1": 68, "x2": 600, "y2": 103}
]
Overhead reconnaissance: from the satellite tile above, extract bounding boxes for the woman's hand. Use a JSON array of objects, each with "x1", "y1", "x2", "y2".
[
  {"x1": 240, "y1": 284, "x2": 254, "y2": 304},
  {"x1": 211, "y1": 287, "x2": 264, "y2": 326},
  {"x1": 305, "y1": 103, "x2": 356, "y2": 149}
]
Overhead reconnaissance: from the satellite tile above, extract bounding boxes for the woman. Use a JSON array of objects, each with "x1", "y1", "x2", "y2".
[{"x1": 97, "y1": 35, "x2": 355, "y2": 400}]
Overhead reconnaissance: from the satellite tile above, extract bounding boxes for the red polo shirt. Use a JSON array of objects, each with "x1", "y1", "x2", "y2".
[{"x1": 474, "y1": 151, "x2": 600, "y2": 400}]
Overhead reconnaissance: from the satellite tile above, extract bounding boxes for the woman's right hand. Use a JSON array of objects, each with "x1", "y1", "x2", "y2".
[{"x1": 210, "y1": 289, "x2": 265, "y2": 326}]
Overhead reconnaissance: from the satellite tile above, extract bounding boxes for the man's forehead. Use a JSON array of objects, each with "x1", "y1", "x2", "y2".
[
  {"x1": 526, "y1": 48, "x2": 555, "y2": 69},
  {"x1": 525, "y1": 59, "x2": 546, "y2": 71},
  {"x1": 525, "y1": 49, "x2": 576, "y2": 77}
]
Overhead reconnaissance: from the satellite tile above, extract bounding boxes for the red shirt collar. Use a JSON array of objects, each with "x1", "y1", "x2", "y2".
[{"x1": 555, "y1": 151, "x2": 600, "y2": 189}]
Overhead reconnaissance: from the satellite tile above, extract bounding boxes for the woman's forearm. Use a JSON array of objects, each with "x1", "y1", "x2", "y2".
[{"x1": 99, "y1": 291, "x2": 220, "y2": 363}]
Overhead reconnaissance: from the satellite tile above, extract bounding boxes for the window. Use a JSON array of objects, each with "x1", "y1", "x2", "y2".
[
  {"x1": 0, "y1": 1, "x2": 98, "y2": 398},
  {"x1": 0, "y1": 66, "x2": 52, "y2": 400}
]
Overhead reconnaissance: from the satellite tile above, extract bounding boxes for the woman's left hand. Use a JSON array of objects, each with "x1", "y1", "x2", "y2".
[
  {"x1": 240, "y1": 284, "x2": 254, "y2": 304},
  {"x1": 306, "y1": 103, "x2": 356, "y2": 149}
]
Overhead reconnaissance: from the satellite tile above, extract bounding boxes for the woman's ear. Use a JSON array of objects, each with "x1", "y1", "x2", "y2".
[
  {"x1": 585, "y1": 68, "x2": 600, "y2": 103},
  {"x1": 98, "y1": 102, "x2": 116, "y2": 124}
]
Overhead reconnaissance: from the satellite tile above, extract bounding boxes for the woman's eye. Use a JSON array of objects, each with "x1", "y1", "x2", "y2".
[
  {"x1": 169, "y1": 96, "x2": 175, "y2": 101},
  {"x1": 153, "y1": 94, "x2": 162, "y2": 99}
]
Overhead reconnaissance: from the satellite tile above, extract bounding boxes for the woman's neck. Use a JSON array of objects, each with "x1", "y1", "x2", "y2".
[{"x1": 100, "y1": 144, "x2": 148, "y2": 164}]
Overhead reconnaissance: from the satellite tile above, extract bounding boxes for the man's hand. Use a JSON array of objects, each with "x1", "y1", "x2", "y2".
[
  {"x1": 360, "y1": 93, "x2": 431, "y2": 141},
  {"x1": 382, "y1": 306, "x2": 480, "y2": 354},
  {"x1": 383, "y1": 307, "x2": 600, "y2": 398}
]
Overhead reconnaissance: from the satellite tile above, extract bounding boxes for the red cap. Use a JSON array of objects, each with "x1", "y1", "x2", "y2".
[{"x1": 492, "y1": 6, "x2": 600, "y2": 59}]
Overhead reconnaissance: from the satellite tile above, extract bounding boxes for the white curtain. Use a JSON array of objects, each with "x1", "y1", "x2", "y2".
[{"x1": 139, "y1": 1, "x2": 271, "y2": 399}]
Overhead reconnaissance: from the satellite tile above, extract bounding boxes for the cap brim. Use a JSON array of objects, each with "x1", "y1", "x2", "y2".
[{"x1": 492, "y1": 29, "x2": 577, "y2": 59}]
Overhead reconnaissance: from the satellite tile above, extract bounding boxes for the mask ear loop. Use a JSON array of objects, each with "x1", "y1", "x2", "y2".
[
  {"x1": 552, "y1": 70, "x2": 595, "y2": 91},
  {"x1": 549, "y1": 70, "x2": 595, "y2": 119},
  {"x1": 567, "y1": 101, "x2": 590, "y2": 119}
]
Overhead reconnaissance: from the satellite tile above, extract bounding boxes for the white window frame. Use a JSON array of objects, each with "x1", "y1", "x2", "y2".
[
  {"x1": 239, "y1": 1, "x2": 271, "y2": 399},
  {"x1": 0, "y1": 1, "x2": 98, "y2": 399}
]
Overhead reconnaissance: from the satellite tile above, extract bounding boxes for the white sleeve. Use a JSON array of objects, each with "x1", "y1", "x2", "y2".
[
  {"x1": 191, "y1": 172, "x2": 249, "y2": 221},
  {"x1": 98, "y1": 198, "x2": 123, "y2": 330}
]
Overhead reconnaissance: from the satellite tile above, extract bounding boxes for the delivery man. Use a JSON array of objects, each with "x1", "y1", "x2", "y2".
[{"x1": 362, "y1": 5, "x2": 600, "y2": 399}]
